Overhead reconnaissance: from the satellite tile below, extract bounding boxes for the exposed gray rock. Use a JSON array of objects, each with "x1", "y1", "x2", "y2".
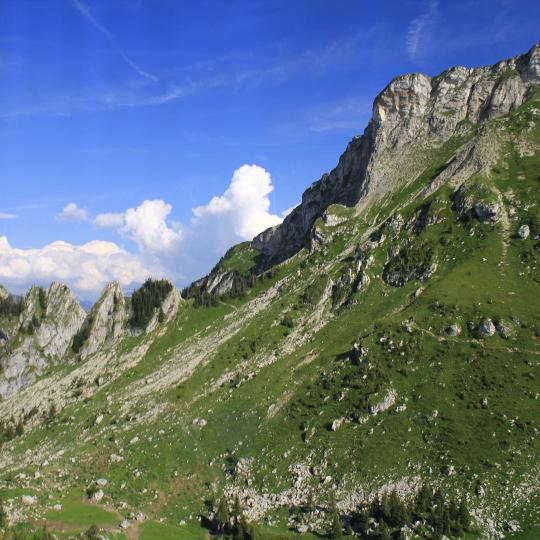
[
  {"x1": 81, "y1": 282, "x2": 126, "y2": 359},
  {"x1": 145, "y1": 286, "x2": 181, "y2": 333},
  {"x1": 26, "y1": 283, "x2": 86, "y2": 358},
  {"x1": 446, "y1": 323, "x2": 461, "y2": 337},
  {"x1": 252, "y1": 44, "x2": 540, "y2": 268},
  {"x1": 478, "y1": 318, "x2": 496, "y2": 337},
  {"x1": 322, "y1": 208, "x2": 348, "y2": 226},
  {"x1": 369, "y1": 388, "x2": 397, "y2": 416},
  {"x1": 517, "y1": 224, "x2": 530, "y2": 239},
  {"x1": 0, "y1": 285, "x2": 9, "y2": 301},
  {"x1": 474, "y1": 201, "x2": 501, "y2": 223},
  {"x1": 0, "y1": 282, "x2": 86, "y2": 397},
  {"x1": 496, "y1": 319, "x2": 514, "y2": 339}
]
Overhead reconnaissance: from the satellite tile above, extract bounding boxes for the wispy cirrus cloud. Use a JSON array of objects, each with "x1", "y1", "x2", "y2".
[
  {"x1": 0, "y1": 212, "x2": 18, "y2": 220},
  {"x1": 0, "y1": 29, "x2": 374, "y2": 120},
  {"x1": 406, "y1": 0, "x2": 439, "y2": 62},
  {"x1": 70, "y1": 0, "x2": 157, "y2": 82},
  {"x1": 307, "y1": 96, "x2": 371, "y2": 133}
]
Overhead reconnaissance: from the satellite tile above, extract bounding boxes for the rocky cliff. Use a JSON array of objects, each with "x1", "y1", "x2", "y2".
[
  {"x1": 79, "y1": 282, "x2": 127, "y2": 359},
  {"x1": 252, "y1": 43, "x2": 540, "y2": 267},
  {"x1": 0, "y1": 280, "x2": 182, "y2": 397}
]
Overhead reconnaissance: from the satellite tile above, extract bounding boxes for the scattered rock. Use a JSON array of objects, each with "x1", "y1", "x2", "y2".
[
  {"x1": 446, "y1": 323, "x2": 461, "y2": 337},
  {"x1": 369, "y1": 388, "x2": 397, "y2": 416},
  {"x1": 21, "y1": 495, "x2": 37, "y2": 506},
  {"x1": 474, "y1": 202, "x2": 501, "y2": 223},
  {"x1": 517, "y1": 224, "x2": 530, "y2": 239},
  {"x1": 192, "y1": 418, "x2": 207, "y2": 427},
  {"x1": 478, "y1": 318, "x2": 496, "y2": 337},
  {"x1": 496, "y1": 320, "x2": 513, "y2": 339},
  {"x1": 91, "y1": 489, "x2": 104, "y2": 503}
]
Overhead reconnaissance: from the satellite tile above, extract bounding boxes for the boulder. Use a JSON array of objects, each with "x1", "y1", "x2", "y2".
[
  {"x1": 22, "y1": 495, "x2": 37, "y2": 506},
  {"x1": 517, "y1": 224, "x2": 530, "y2": 239},
  {"x1": 478, "y1": 318, "x2": 496, "y2": 337},
  {"x1": 446, "y1": 323, "x2": 461, "y2": 337},
  {"x1": 474, "y1": 202, "x2": 501, "y2": 223},
  {"x1": 496, "y1": 320, "x2": 513, "y2": 339}
]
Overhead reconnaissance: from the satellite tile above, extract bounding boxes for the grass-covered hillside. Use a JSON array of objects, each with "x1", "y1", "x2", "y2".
[{"x1": 0, "y1": 86, "x2": 539, "y2": 540}]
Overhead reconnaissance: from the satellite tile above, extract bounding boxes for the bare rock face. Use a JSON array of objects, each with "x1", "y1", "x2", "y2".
[
  {"x1": 474, "y1": 202, "x2": 501, "y2": 224},
  {"x1": 145, "y1": 285, "x2": 181, "y2": 334},
  {"x1": 253, "y1": 44, "x2": 540, "y2": 268},
  {"x1": 478, "y1": 318, "x2": 496, "y2": 337},
  {"x1": 0, "y1": 285, "x2": 9, "y2": 301},
  {"x1": 80, "y1": 282, "x2": 127, "y2": 359},
  {"x1": 518, "y1": 224, "x2": 530, "y2": 239},
  {"x1": 0, "y1": 282, "x2": 86, "y2": 397},
  {"x1": 22, "y1": 283, "x2": 86, "y2": 358}
]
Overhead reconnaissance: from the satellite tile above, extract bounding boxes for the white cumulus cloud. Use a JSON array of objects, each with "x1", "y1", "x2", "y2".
[
  {"x1": 56, "y1": 202, "x2": 90, "y2": 222},
  {"x1": 91, "y1": 164, "x2": 282, "y2": 279},
  {"x1": 3, "y1": 164, "x2": 284, "y2": 297},
  {"x1": 0, "y1": 236, "x2": 152, "y2": 296},
  {"x1": 192, "y1": 164, "x2": 281, "y2": 240}
]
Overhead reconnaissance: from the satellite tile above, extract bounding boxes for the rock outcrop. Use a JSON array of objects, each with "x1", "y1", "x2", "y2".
[
  {"x1": 19, "y1": 283, "x2": 86, "y2": 358},
  {"x1": 80, "y1": 282, "x2": 127, "y2": 359},
  {"x1": 0, "y1": 283, "x2": 86, "y2": 397},
  {"x1": 252, "y1": 43, "x2": 540, "y2": 268}
]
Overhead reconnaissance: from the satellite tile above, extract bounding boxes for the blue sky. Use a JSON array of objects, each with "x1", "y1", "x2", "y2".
[{"x1": 0, "y1": 0, "x2": 539, "y2": 298}]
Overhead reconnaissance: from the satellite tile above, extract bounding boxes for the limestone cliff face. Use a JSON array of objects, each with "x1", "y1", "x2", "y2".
[
  {"x1": 20, "y1": 283, "x2": 86, "y2": 358},
  {"x1": 0, "y1": 285, "x2": 8, "y2": 301},
  {"x1": 145, "y1": 286, "x2": 182, "y2": 334},
  {"x1": 252, "y1": 43, "x2": 540, "y2": 267},
  {"x1": 0, "y1": 283, "x2": 86, "y2": 397},
  {"x1": 80, "y1": 282, "x2": 127, "y2": 359}
]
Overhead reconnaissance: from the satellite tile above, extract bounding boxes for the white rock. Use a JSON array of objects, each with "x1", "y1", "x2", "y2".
[
  {"x1": 91, "y1": 489, "x2": 104, "y2": 503},
  {"x1": 517, "y1": 224, "x2": 530, "y2": 239},
  {"x1": 478, "y1": 318, "x2": 496, "y2": 337},
  {"x1": 22, "y1": 495, "x2": 37, "y2": 506}
]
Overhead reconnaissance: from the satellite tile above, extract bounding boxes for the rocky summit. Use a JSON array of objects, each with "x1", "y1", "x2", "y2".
[{"x1": 1, "y1": 44, "x2": 540, "y2": 539}]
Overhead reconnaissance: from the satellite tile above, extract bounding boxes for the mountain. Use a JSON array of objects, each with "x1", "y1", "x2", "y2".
[{"x1": 0, "y1": 44, "x2": 539, "y2": 540}]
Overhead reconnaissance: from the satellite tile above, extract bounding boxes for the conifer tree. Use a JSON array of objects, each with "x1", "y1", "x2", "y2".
[
  {"x1": 458, "y1": 497, "x2": 471, "y2": 530},
  {"x1": 216, "y1": 497, "x2": 230, "y2": 533},
  {"x1": 328, "y1": 492, "x2": 342, "y2": 539},
  {"x1": 0, "y1": 498, "x2": 8, "y2": 529}
]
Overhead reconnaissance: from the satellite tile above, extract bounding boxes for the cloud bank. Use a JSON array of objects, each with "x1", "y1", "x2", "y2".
[
  {"x1": 1, "y1": 165, "x2": 284, "y2": 298},
  {"x1": 0, "y1": 237, "x2": 151, "y2": 295}
]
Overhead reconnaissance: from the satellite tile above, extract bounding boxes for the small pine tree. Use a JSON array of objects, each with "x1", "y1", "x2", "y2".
[
  {"x1": 457, "y1": 498, "x2": 471, "y2": 530},
  {"x1": 15, "y1": 420, "x2": 24, "y2": 437},
  {"x1": 0, "y1": 497, "x2": 8, "y2": 529},
  {"x1": 376, "y1": 521, "x2": 392, "y2": 540},
  {"x1": 216, "y1": 497, "x2": 230, "y2": 533},
  {"x1": 38, "y1": 287, "x2": 47, "y2": 311},
  {"x1": 83, "y1": 524, "x2": 100, "y2": 540},
  {"x1": 414, "y1": 485, "x2": 431, "y2": 516},
  {"x1": 328, "y1": 492, "x2": 342, "y2": 539},
  {"x1": 388, "y1": 489, "x2": 410, "y2": 527},
  {"x1": 354, "y1": 507, "x2": 370, "y2": 535}
]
